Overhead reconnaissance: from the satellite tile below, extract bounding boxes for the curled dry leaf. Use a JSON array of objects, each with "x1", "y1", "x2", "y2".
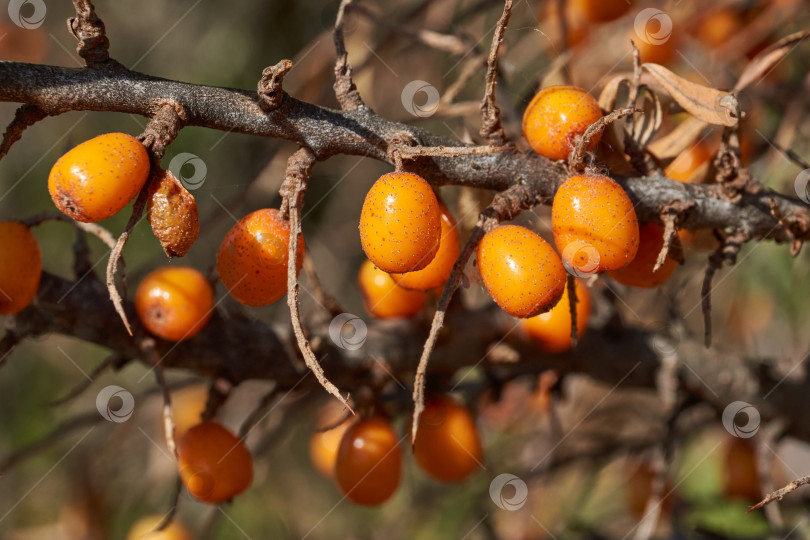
[
  {"x1": 147, "y1": 168, "x2": 200, "y2": 258},
  {"x1": 642, "y1": 63, "x2": 739, "y2": 127},
  {"x1": 647, "y1": 116, "x2": 709, "y2": 161},
  {"x1": 735, "y1": 30, "x2": 809, "y2": 91}
]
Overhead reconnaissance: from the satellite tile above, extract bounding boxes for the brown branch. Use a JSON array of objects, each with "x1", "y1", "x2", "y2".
[
  {"x1": 67, "y1": 0, "x2": 110, "y2": 65},
  {"x1": 333, "y1": 0, "x2": 364, "y2": 111},
  {"x1": 566, "y1": 275, "x2": 578, "y2": 348},
  {"x1": 479, "y1": 0, "x2": 512, "y2": 146},
  {"x1": 0, "y1": 104, "x2": 46, "y2": 161},
  {"x1": 148, "y1": 343, "x2": 178, "y2": 459},
  {"x1": 257, "y1": 59, "x2": 293, "y2": 113},
  {"x1": 750, "y1": 473, "x2": 810, "y2": 513},
  {"x1": 654, "y1": 213, "x2": 679, "y2": 273},
  {"x1": 701, "y1": 231, "x2": 747, "y2": 347},
  {"x1": 282, "y1": 147, "x2": 353, "y2": 412},
  {"x1": 569, "y1": 107, "x2": 639, "y2": 173}
]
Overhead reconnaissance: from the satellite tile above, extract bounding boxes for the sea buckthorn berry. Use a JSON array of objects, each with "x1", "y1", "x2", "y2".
[
  {"x1": 147, "y1": 169, "x2": 200, "y2": 258},
  {"x1": 336, "y1": 417, "x2": 402, "y2": 506},
  {"x1": 608, "y1": 223, "x2": 678, "y2": 288},
  {"x1": 359, "y1": 172, "x2": 441, "y2": 273},
  {"x1": 414, "y1": 395, "x2": 483, "y2": 483},
  {"x1": 664, "y1": 143, "x2": 714, "y2": 183},
  {"x1": 217, "y1": 208, "x2": 304, "y2": 306},
  {"x1": 310, "y1": 417, "x2": 352, "y2": 479},
  {"x1": 552, "y1": 174, "x2": 639, "y2": 274},
  {"x1": 357, "y1": 260, "x2": 427, "y2": 319},
  {"x1": 178, "y1": 422, "x2": 253, "y2": 504},
  {"x1": 634, "y1": 28, "x2": 677, "y2": 66},
  {"x1": 135, "y1": 266, "x2": 214, "y2": 342},
  {"x1": 522, "y1": 86, "x2": 603, "y2": 161},
  {"x1": 521, "y1": 278, "x2": 592, "y2": 354},
  {"x1": 126, "y1": 515, "x2": 192, "y2": 540},
  {"x1": 574, "y1": 0, "x2": 632, "y2": 22},
  {"x1": 0, "y1": 221, "x2": 41, "y2": 315},
  {"x1": 696, "y1": 8, "x2": 741, "y2": 49},
  {"x1": 391, "y1": 203, "x2": 460, "y2": 291},
  {"x1": 477, "y1": 225, "x2": 566, "y2": 318},
  {"x1": 48, "y1": 133, "x2": 150, "y2": 223}
]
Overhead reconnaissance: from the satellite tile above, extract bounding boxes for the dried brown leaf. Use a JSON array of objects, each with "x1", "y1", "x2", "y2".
[
  {"x1": 735, "y1": 30, "x2": 809, "y2": 91},
  {"x1": 648, "y1": 117, "x2": 708, "y2": 161}
]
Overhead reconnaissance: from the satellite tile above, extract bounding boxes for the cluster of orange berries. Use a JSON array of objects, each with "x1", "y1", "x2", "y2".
[{"x1": 309, "y1": 394, "x2": 483, "y2": 506}]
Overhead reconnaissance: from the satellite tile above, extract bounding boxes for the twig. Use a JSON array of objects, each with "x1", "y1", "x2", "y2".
[
  {"x1": 302, "y1": 255, "x2": 344, "y2": 316},
  {"x1": 238, "y1": 385, "x2": 280, "y2": 439},
  {"x1": 257, "y1": 59, "x2": 293, "y2": 113},
  {"x1": 202, "y1": 378, "x2": 231, "y2": 422},
  {"x1": 555, "y1": 0, "x2": 571, "y2": 85},
  {"x1": 333, "y1": 0, "x2": 364, "y2": 111},
  {"x1": 67, "y1": 0, "x2": 110, "y2": 65},
  {"x1": 749, "y1": 473, "x2": 810, "y2": 513},
  {"x1": 479, "y1": 0, "x2": 512, "y2": 146},
  {"x1": 754, "y1": 422, "x2": 786, "y2": 530},
  {"x1": 283, "y1": 147, "x2": 353, "y2": 413},
  {"x1": 569, "y1": 107, "x2": 638, "y2": 172},
  {"x1": 47, "y1": 353, "x2": 120, "y2": 406},
  {"x1": 0, "y1": 332, "x2": 20, "y2": 369},
  {"x1": 22, "y1": 212, "x2": 117, "y2": 250},
  {"x1": 155, "y1": 478, "x2": 183, "y2": 534},
  {"x1": 762, "y1": 137, "x2": 810, "y2": 170},
  {"x1": 0, "y1": 104, "x2": 47, "y2": 161},
  {"x1": 396, "y1": 144, "x2": 509, "y2": 159},
  {"x1": 654, "y1": 213, "x2": 678, "y2": 273},
  {"x1": 566, "y1": 275, "x2": 578, "y2": 348},
  {"x1": 700, "y1": 231, "x2": 746, "y2": 347},
  {"x1": 151, "y1": 357, "x2": 178, "y2": 459}
]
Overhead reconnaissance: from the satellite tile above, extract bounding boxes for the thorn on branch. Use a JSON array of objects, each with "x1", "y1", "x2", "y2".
[
  {"x1": 569, "y1": 107, "x2": 639, "y2": 173},
  {"x1": 333, "y1": 0, "x2": 364, "y2": 111},
  {"x1": 283, "y1": 147, "x2": 354, "y2": 413},
  {"x1": 0, "y1": 104, "x2": 47, "y2": 162},
  {"x1": 479, "y1": 0, "x2": 512, "y2": 146},
  {"x1": 654, "y1": 201, "x2": 694, "y2": 270},
  {"x1": 701, "y1": 231, "x2": 746, "y2": 348},
  {"x1": 257, "y1": 59, "x2": 293, "y2": 113},
  {"x1": 68, "y1": 0, "x2": 110, "y2": 65}
]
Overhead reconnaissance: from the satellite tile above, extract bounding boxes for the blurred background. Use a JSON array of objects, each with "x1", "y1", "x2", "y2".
[{"x1": 1, "y1": 0, "x2": 810, "y2": 538}]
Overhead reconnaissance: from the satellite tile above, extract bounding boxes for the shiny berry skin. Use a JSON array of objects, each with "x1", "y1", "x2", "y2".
[
  {"x1": 335, "y1": 417, "x2": 402, "y2": 506},
  {"x1": 134, "y1": 266, "x2": 214, "y2": 342},
  {"x1": 477, "y1": 225, "x2": 566, "y2": 318},
  {"x1": 522, "y1": 86, "x2": 603, "y2": 161},
  {"x1": 0, "y1": 221, "x2": 41, "y2": 315},
  {"x1": 359, "y1": 172, "x2": 441, "y2": 273},
  {"x1": 357, "y1": 260, "x2": 427, "y2": 319},
  {"x1": 414, "y1": 395, "x2": 483, "y2": 483},
  {"x1": 520, "y1": 278, "x2": 592, "y2": 354},
  {"x1": 217, "y1": 208, "x2": 304, "y2": 306},
  {"x1": 48, "y1": 133, "x2": 150, "y2": 223},
  {"x1": 178, "y1": 422, "x2": 253, "y2": 504},
  {"x1": 390, "y1": 203, "x2": 460, "y2": 291},
  {"x1": 126, "y1": 515, "x2": 192, "y2": 540},
  {"x1": 552, "y1": 175, "x2": 639, "y2": 274},
  {"x1": 147, "y1": 169, "x2": 200, "y2": 258},
  {"x1": 573, "y1": 0, "x2": 632, "y2": 22},
  {"x1": 664, "y1": 143, "x2": 713, "y2": 183},
  {"x1": 309, "y1": 418, "x2": 352, "y2": 479},
  {"x1": 608, "y1": 223, "x2": 678, "y2": 288}
]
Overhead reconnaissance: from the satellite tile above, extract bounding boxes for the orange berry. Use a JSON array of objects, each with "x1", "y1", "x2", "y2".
[
  {"x1": 309, "y1": 418, "x2": 352, "y2": 479},
  {"x1": 522, "y1": 86, "x2": 603, "y2": 161},
  {"x1": 477, "y1": 225, "x2": 566, "y2": 318},
  {"x1": 634, "y1": 28, "x2": 678, "y2": 66},
  {"x1": 664, "y1": 143, "x2": 714, "y2": 183},
  {"x1": 608, "y1": 223, "x2": 678, "y2": 288},
  {"x1": 414, "y1": 395, "x2": 483, "y2": 483},
  {"x1": 48, "y1": 133, "x2": 150, "y2": 223},
  {"x1": 573, "y1": 0, "x2": 632, "y2": 23},
  {"x1": 336, "y1": 417, "x2": 402, "y2": 506},
  {"x1": 0, "y1": 221, "x2": 41, "y2": 315},
  {"x1": 359, "y1": 172, "x2": 441, "y2": 273},
  {"x1": 390, "y1": 203, "x2": 460, "y2": 291},
  {"x1": 357, "y1": 260, "x2": 427, "y2": 319},
  {"x1": 552, "y1": 174, "x2": 639, "y2": 274},
  {"x1": 126, "y1": 515, "x2": 192, "y2": 540},
  {"x1": 521, "y1": 278, "x2": 592, "y2": 354},
  {"x1": 170, "y1": 385, "x2": 208, "y2": 440},
  {"x1": 178, "y1": 422, "x2": 253, "y2": 504},
  {"x1": 217, "y1": 208, "x2": 304, "y2": 306},
  {"x1": 696, "y1": 8, "x2": 742, "y2": 49},
  {"x1": 135, "y1": 266, "x2": 214, "y2": 341},
  {"x1": 147, "y1": 169, "x2": 200, "y2": 258},
  {"x1": 722, "y1": 435, "x2": 760, "y2": 502}
]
